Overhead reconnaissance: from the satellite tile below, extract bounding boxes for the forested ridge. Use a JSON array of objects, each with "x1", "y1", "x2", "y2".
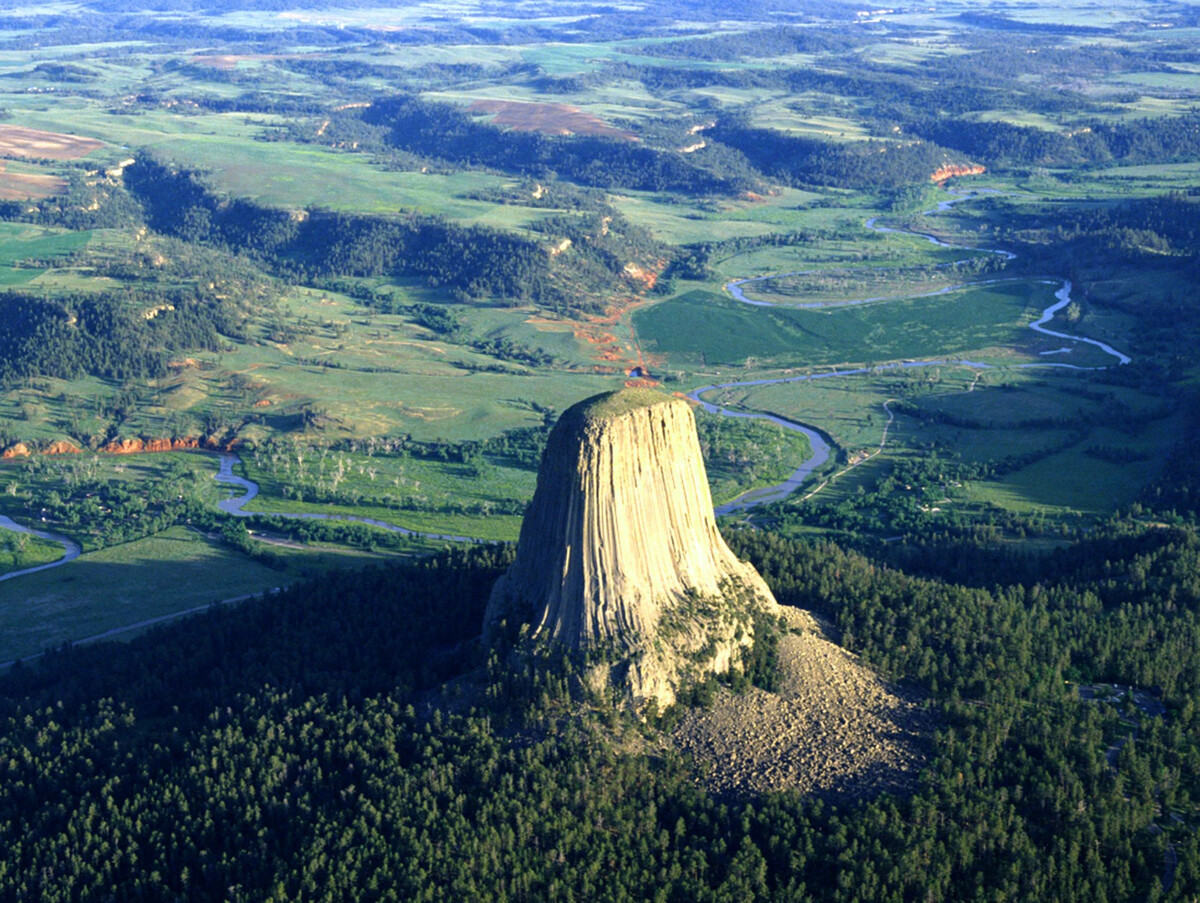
[
  {"x1": 123, "y1": 156, "x2": 659, "y2": 311},
  {"x1": 0, "y1": 500, "x2": 1197, "y2": 898},
  {"x1": 124, "y1": 157, "x2": 557, "y2": 304},
  {"x1": 361, "y1": 95, "x2": 744, "y2": 195},
  {"x1": 707, "y1": 119, "x2": 968, "y2": 190},
  {"x1": 0, "y1": 288, "x2": 240, "y2": 384},
  {"x1": 903, "y1": 112, "x2": 1200, "y2": 169},
  {"x1": 704, "y1": 111, "x2": 1200, "y2": 186}
]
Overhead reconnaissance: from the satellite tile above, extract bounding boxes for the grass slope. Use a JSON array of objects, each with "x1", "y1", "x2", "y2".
[{"x1": 635, "y1": 282, "x2": 1047, "y2": 367}]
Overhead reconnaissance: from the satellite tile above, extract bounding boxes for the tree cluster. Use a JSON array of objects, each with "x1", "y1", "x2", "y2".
[
  {"x1": 361, "y1": 95, "x2": 743, "y2": 195},
  {"x1": 0, "y1": 512, "x2": 1194, "y2": 898},
  {"x1": 0, "y1": 288, "x2": 234, "y2": 385},
  {"x1": 904, "y1": 112, "x2": 1200, "y2": 169},
  {"x1": 708, "y1": 120, "x2": 968, "y2": 190}
]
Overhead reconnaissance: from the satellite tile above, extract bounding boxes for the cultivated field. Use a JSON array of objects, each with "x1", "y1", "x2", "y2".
[
  {"x1": 0, "y1": 124, "x2": 103, "y2": 159},
  {"x1": 468, "y1": 99, "x2": 637, "y2": 140}
]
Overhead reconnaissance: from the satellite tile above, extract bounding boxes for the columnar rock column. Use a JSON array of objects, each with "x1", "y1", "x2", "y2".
[{"x1": 485, "y1": 388, "x2": 779, "y2": 709}]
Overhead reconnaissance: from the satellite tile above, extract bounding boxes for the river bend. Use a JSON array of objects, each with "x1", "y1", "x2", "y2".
[{"x1": 697, "y1": 190, "x2": 1130, "y2": 512}]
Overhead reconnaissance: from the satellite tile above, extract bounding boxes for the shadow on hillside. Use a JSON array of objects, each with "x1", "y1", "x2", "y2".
[{"x1": 0, "y1": 545, "x2": 511, "y2": 723}]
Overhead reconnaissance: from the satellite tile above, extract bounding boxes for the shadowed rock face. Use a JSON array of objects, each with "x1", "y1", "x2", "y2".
[{"x1": 486, "y1": 388, "x2": 778, "y2": 709}]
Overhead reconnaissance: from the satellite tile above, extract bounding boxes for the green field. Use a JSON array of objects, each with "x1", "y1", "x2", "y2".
[
  {"x1": 234, "y1": 405, "x2": 815, "y2": 542},
  {"x1": 636, "y1": 281, "x2": 1053, "y2": 368},
  {"x1": 0, "y1": 524, "x2": 425, "y2": 663},
  {"x1": 237, "y1": 447, "x2": 536, "y2": 543},
  {"x1": 0, "y1": 223, "x2": 91, "y2": 284},
  {"x1": 0, "y1": 279, "x2": 623, "y2": 448},
  {"x1": 721, "y1": 362, "x2": 1175, "y2": 532},
  {"x1": 0, "y1": 527, "x2": 283, "y2": 662},
  {"x1": 0, "y1": 532, "x2": 64, "y2": 576},
  {"x1": 968, "y1": 439, "x2": 1158, "y2": 516}
]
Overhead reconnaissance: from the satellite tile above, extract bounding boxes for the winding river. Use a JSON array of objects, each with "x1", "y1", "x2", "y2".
[
  {"x1": 691, "y1": 190, "x2": 1130, "y2": 512},
  {"x1": 0, "y1": 516, "x2": 82, "y2": 583},
  {"x1": 0, "y1": 188, "x2": 1133, "y2": 579},
  {"x1": 212, "y1": 452, "x2": 479, "y2": 544}
]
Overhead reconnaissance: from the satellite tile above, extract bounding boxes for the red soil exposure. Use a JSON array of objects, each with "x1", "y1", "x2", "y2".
[
  {"x1": 571, "y1": 288, "x2": 666, "y2": 375},
  {"x1": 101, "y1": 437, "x2": 207, "y2": 455},
  {"x1": 3, "y1": 436, "x2": 237, "y2": 458},
  {"x1": 467, "y1": 99, "x2": 637, "y2": 141},
  {"x1": 527, "y1": 257, "x2": 666, "y2": 374},
  {"x1": 931, "y1": 163, "x2": 985, "y2": 183},
  {"x1": 623, "y1": 262, "x2": 658, "y2": 291},
  {"x1": 624, "y1": 378, "x2": 660, "y2": 389},
  {"x1": 0, "y1": 125, "x2": 103, "y2": 161}
]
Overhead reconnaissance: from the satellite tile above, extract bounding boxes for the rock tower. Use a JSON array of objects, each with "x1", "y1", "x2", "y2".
[{"x1": 485, "y1": 388, "x2": 779, "y2": 709}]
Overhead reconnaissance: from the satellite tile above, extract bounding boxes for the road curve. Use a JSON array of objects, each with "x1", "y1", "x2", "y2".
[{"x1": 0, "y1": 587, "x2": 283, "y2": 670}]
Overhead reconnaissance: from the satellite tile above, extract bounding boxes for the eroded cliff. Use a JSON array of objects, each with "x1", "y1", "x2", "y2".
[{"x1": 485, "y1": 388, "x2": 779, "y2": 709}]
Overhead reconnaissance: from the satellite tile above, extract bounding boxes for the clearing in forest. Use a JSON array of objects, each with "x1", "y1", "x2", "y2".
[
  {"x1": 0, "y1": 163, "x2": 65, "y2": 200},
  {"x1": 468, "y1": 99, "x2": 637, "y2": 140}
]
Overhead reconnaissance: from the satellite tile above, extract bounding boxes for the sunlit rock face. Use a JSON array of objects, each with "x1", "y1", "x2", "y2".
[{"x1": 485, "y1": 388, "x2": 779, "y2": 709}]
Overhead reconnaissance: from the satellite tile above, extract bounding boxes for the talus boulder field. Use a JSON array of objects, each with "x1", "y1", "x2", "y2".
[{"x1": 485, "y1": 388, "x2": 779, "y2": 709}]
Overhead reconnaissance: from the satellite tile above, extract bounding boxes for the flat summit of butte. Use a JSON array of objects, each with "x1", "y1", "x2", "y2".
[{"x1": 485, "y1": 388, "x2": 780, "y2": 709}]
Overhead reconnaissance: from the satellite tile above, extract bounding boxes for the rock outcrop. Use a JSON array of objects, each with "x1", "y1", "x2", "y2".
[
  {"x1": 486, "y1": 388, "x2": 779, "y2": 710},
  {"x1": 930, "y1": 162, "x2": 985, "y2": 182},
  {"x1": 2, "y1": 435, "x2": 235, "y2": 458}
]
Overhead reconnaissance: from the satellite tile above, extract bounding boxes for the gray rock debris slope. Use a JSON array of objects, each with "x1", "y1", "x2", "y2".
[
  {"x1": 670, "y1": 608, "x2": 930, "y2": 800},
  {"x1": 485, "y1": 388, "x2": 779, "y2": 709}
]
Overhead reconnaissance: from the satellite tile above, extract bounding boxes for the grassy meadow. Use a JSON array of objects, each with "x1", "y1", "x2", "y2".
[
  {"x1": 722, "y1": 364, "x2": 1174, "y2": 532},
  {"x1": 0, "y1": 524, "x2": 420, "y2": 663},
  {"x1": 635, "y1": 280, "x2": 1066, "y2": 369},
  {"x1": 0, "y1": 533, "x2": 65, "y2": 576}
]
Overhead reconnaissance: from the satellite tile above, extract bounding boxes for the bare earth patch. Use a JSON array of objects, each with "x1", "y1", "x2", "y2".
[
  {"x1": 191, "y1": 54, "x2": 315, "y2": 70},
  {"x1": 0, "y1": 125, "x2": 103, "y2": 160},
  {"x1": 468, "y1": 99, "x2": 637, "y2": 141},
  {"x1": 670, "y1": 607, "x2": 931, "y2": 801}
]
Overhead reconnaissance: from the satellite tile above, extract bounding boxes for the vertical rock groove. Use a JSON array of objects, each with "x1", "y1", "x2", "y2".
[{"x1": 486, "y1": 388, "x2": 779, "y2": 708}]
